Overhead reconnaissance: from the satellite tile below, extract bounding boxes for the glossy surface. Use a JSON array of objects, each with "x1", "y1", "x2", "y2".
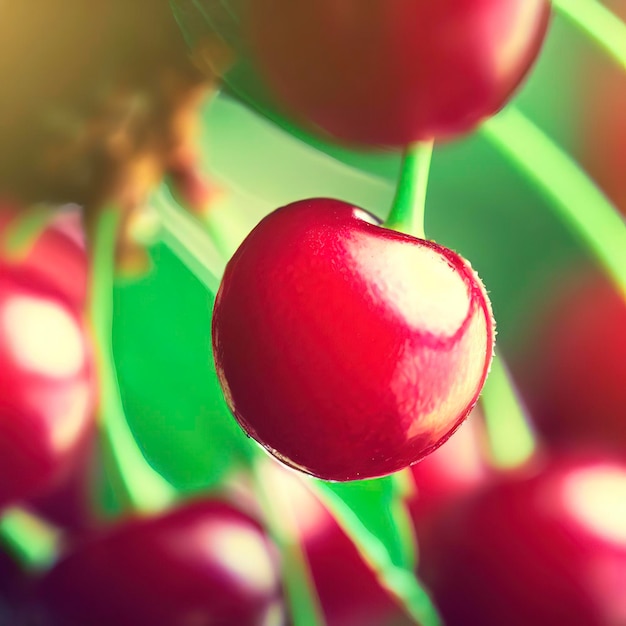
[
  {"x1": 0, "y1": 272, "x2": 94, "y2": 508},
  {"x1": 213, "y1": 199, "x2": 495, "y2": 480},
  {"x1": 37, "y1": 500, "x2": 283, "y2": 626},
  {"x1": 422, "y1": 454, "x2": 626, "y2": 626},
  {"x1": 514, "y1": 272, "x2": 626, "y2": 450},
  {"x1": 246, "y1": 0, "x2": 551, "y2": 146}
]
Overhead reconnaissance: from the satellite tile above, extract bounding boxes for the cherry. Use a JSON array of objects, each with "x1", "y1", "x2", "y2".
[
  {"x1": 0, "y1": 204, "x2": 87, "y2": 310},
  {"x1": 212, "y1": 199, "x2": 495, "y2": 481},
  {"x1": 408, "y1": 407, "x2": 489, "y2": 547},
  {"x1": 513, "y1": 271, "x2": 626, "y2": 451},
  {"x1": 36, "y1": 500, "x2": 283, "y2": 626},
  {"x1": 0, "y1": 270, "x2": 94, "y2": 509},
  {"x1": 421, "y1": 452, "x2": 626, "y2": 625},
  {"x1": 245, "y1": 0, "x2": 551, "y2": 146}
]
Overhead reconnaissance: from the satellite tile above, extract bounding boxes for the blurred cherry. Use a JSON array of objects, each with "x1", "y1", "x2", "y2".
[
  {"x1": 36, "y1": 499, "x2": 283, "y2": 626},
  {"x1": 246, "y1": 0, "x2": 551, "y2": 146},
  {"x1": 513, "y1": 271, "x2": 626, "y2": 450},
  {"x1": 421, "y1": 452, "x2": 626, "y2": 625},
  {"x1": 0, "y1": 203, "x2": 87, "y2": 310}
]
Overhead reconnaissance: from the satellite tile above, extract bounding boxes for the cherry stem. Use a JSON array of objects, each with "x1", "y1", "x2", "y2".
[
  {"x1": 553, "y1": 0, "x2": 626, "y2": 70},
  {"x1": 482, "y1": 106, "x2": 626, "y2": 300},
  {"x1": 88, "y1": 206, "x2": 176, "y2": 515},
  {"x1": 251, "y1": 459, "x2": 326, "y2": 626},
  {"x1": 313, "y1": 481, "x2": 442, "y2": 626},
  {"x1": 0, "y1": 205, "x2": 53, "y2": 260},
  {"x1": 385, "y1": 141, "x2": 434, "y2": 239},
  {"x1": 481, "y1": 353, "x2": 537, "y2": 470},
  {"x1": 0, "y1": 507, "x2": 60, "y2": 571}
]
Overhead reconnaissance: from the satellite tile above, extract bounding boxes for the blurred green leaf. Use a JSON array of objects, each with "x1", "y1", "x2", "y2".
[{"x1": 112, "y1": 242, "x2": 252, "y2": 492}]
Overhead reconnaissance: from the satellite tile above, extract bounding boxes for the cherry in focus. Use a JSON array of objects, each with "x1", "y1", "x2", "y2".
[
  {"x1": 212, "y1": 199, "x2": 495, "y2": 481},
  {"x1": 246, "y1": 0, "x2": 551, "y2": 146},
  {"x1": 421, "y1": 453, "x2": 626, "y2": 626},
  {"x1": 36, "y1": 500, "x2": 283, "y2": 626}
]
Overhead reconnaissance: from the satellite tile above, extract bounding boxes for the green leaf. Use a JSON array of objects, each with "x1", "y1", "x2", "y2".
[
  {"x1": 314, "y1": 478, "x2": 414, "y2": 571},
  {"x1": 112, "y1": 241, "x2": 252, "y2": 492}
]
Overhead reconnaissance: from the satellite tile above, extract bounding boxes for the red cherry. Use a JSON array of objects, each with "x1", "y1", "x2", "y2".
[
  {"x1": 409, "y1": 407, "x2": 488, "y2": 533},
  {"x1": 245, "y1": 0, "x2": 551, "y2": 146},
  {"x1": 421, "y1": 453, "x2": 626, "y2": 625},
  {"x1": 37, "y1": 500, "x2": 283, "y2": 626},
  {"x1": 0, "y1": 271, "x2": 94, "y2": 508},
  {"x1": 0, "y1": 204, "x2": 87, "y2": 310},
  {"x1": 514, "y1": 272, "x2": 626, "y2": 451},
  {"x1": 212, "y1": 199, "x2": 495, "y2": 481}
]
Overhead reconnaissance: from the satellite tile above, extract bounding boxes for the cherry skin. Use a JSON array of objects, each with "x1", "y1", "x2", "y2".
[
  {"x1": 245, "y1": 0, "x2": 551, "y2": 146},
  {"x1": 513, "y1": 272, "x2": 626, "y2": 451},
  {"x1": 421, "y1": 453, "x2": 626, "y2": 626},
  {"x1": 212, "y1": 199, "x2": 495, "y2": 481},
  {"x1": 0, "y1": 271, "x2": 94, "y2": 509},
  {"x1": 36, "y1": 500, "x2": 283, "y2": 626}
]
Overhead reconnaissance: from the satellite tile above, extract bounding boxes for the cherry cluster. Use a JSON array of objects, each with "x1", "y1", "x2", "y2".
[{"x1": 1, "y1": 1, "x2": 625, "y2": 625}]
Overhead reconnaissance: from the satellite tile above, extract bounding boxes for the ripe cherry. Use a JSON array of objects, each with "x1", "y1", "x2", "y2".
[
  {"x1": 212, "y1": 199, "x2": 495, "y2": 481},
  {"x1": 409, "y1": 407, "x2": 489, "y2": 548},
  {"x1": 245, "y1": 0, "x2": 551, "y2": 146},
  {"x1": 0, "y1": 270, "x2": 94, "y2": 509},
  {"x1": 36, "y1": 500, "x2": 283, "y2": 626},
  {"x1": 421, "y1": 453, "x2": 626, "y2": 625},
  {"x1": 0, "y1": 204, "x2": 87, "y2": 310},
  {"x1": 513, "y1": 271, "x2": 626, "y2": 451}
]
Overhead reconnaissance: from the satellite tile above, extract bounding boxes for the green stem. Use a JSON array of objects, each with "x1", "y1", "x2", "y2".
[
  {"x1": 481, "y1": 106, "x2": 626, "y2": 299},
  {"x1": 553, "y1": 0, "x2": 626, "y2": 70},
  {"x1": 390, "y1": 470, "x2": 419, "y2": 571},
  {"x1": 0, "y1": 508, "x2": 60, "y2": 571},
  {"x1": 251, "y1": 458, "x2": 326, "y2": 626},
  {"x1": 384, "y1": 141, "x2": 434, "y2": 239},
  {"x1": 0, "y1": 205, "x2": 53, "y2": 260},
  {"x1": 89, "y1": 207, "x2": 176, "y2": 514},
  {"x1": 313, "y1": 481, "x2": 442, "y2": 626},
  {"x1": 481, "y1": 353, "x2": 537, "y2": 470}
]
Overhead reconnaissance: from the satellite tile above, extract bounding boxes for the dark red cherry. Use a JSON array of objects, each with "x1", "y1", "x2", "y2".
[
  {"x1": 421, "y1": 453, "x2": 626, "y2": 626},
  {"x1": 212, "y1": 199, "x2": 495, "y2": 481},
  {"x1": 246, "y1": 0, "x2": 551, "y2": 146},
  {"x1": 0, "y1": 271, "x2": 94, "y2": 509},
  {"x1": 514, "y1": 272, "x2": 626, "y2": 451},
  {"x1": 37, "y1": 500, "x2": 283, "y2": 626}
]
